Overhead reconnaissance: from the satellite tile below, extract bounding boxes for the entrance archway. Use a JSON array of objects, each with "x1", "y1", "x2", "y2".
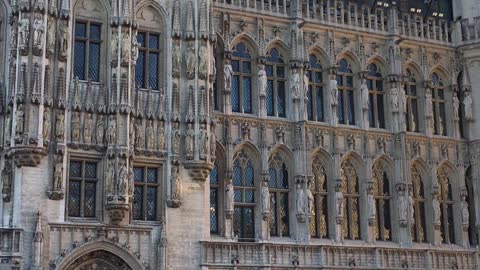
[{"x1": 66, "y1": 250, "x2": 132, "y2": 270}]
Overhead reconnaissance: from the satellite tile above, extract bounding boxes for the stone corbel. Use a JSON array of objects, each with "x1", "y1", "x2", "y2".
[
  {"x1": 9, "y1": 146, "x2": 48, "y2": 167},
  {"x1": 184, "y1": 161, "x2": 214, "y2": 181}
]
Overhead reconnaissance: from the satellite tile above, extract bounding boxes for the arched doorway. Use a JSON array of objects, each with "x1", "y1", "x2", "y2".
[{"x1": 65, "y1": 250, "x2": 132, "y2": 270}]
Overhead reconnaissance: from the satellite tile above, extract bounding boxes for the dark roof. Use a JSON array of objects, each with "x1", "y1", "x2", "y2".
[{"x1": 397, "y1": 0, "x2": 453, "y2": 20}]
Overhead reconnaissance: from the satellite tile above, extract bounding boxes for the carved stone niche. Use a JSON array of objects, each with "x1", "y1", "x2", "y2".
[
  {"x1": 9, "y1": 146, "x2": 48, "y2": 167},
  {"x1": 184, "y1": 161, "x2": 214, "y2": 181}
]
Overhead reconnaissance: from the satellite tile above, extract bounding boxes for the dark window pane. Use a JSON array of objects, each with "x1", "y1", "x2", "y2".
[
  {"x1": 210, "y1": 189, "x2": 218, "y2": 233},
  {"x1": 148, "y1": 53, "x2": 159, "y2": 89},
  {"x1": 147, "y1": 168, "x2": 157, "y2": 183},
  {"x1": 88, "y1": 43, "x2": 100, "y2": 81},
  {"x1": 231, "y1": 60, "x2": 240, "y2": 72},
  {"x1": 74, "y1": 41, "x2": 86, "y2": 80},
  {"x1": 279, "y1": 192, "x2": 289, "y2": 236},
  {"x1": 70, "y1": 161, "x2": 82, "y2": 177},
  {"x1": 245, "y1": 190, "x2": 254, "y2": 203},
  {"x1": 231, "y1": 76, "x2": 240, "y2": 112},
  {"x1": 277, "y1": 82, "x2": 286, "y2": 117},
  {"x1": 266, "y1": 80, "x2": 274, "y2": 116},
  {"x1": 347, "y1": 90, "x2": 355, "y2": 125},
  {"x1": 268, "y1": 167, "x2": 277, "y2": 188},
  {"x1": 89, "y1": 23, "x2": 101, "y2": 40},
  {"x1": 270, "y1": 193, "x2": 277, "y2": 236},
  {"x1": 75, "y1": 22, "x2": 87, "y2": 37},
  {"x1": 338, "y1": 91, "x2": 344, "y2": 124},
  {"x1": 133, "y1": 186, "x2": 143, "y2": 220},
  {"x1": 245, "y1": 165, "x2": 254, "y2": 187},
  {"x1": 369, "y1": 94, "x2": 375, "y2": 127},
  {"x1": 242, "y1": 62, "x2": 251, "y2": 74},
  {"x1": 85, "y1": 162, "x2": 97, "y2": 179},
  {"x1": 68, "y1": 180, "x2": 81, "y2": 217},
  {"x1": 346, "y1": 76, "x2": 353, "y2": 88},
  {"x1": 377, "y1": 95, "x2": 385, "y2": 128},
  {"x1": 233, "y1": 163, "x2": 242, "y2": 186},
  {"x1": 265, "y1": 65, "x2": 273, "y2": 77},
  {"x1": 277, "y1": 66, "x2": 285, "y2": 78},
  {"x1": 315, "y1": 71, "x2": 322, "y2": 83},
  {"x1": 210, "y1": 164, "x2": 218, "y2": 185},
  {"x1": 316, "y1": 87, "x2": 324, "y2": 121},
  {"x1": 137, "y1": 32, "x2": 146, "y2": 47},
  {"x1": 377, "y1": 80, "x2": 383, "y2": 91},
  {"x1": 135, "y1": 51, "x2": 145, "y2": 88},
  {"x1": 134, "y1": 167, "x2": 144, "y2": 182},
  {"x1": 307, "y1": 88, "x2": 313, "y2": 120},
  {"x1": 146, "y1": 187, "x2": 157, "y2": 220},
  {"x1": 149, "y1": 34, "x2": 159, "y2": 49},
  {"x1": 84, "y1": 181, "x2": 96, "y2": 217},
  {"x1": 243, "y1": 77, "x2": 252, "y2": 113},
  {"x1": 234, "y1": 189, "x2": 242, "y2": 202}
]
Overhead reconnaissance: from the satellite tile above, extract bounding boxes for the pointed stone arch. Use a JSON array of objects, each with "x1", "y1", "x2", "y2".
[{"x1": 230, "y1": 33, "x2": 259, "y2": 57}]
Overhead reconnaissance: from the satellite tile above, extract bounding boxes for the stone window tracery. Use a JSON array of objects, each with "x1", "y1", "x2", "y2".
[
  {"x1": 367, "y1": 63, "x2": 385, "y2": 129},
  {"x1": 437, "y1": 168, "x2": 455, "y2": 244},
  {"x1": 135, "y1": 31, "x2": 161, "y2": 90},
  {"x1": 411, "y1": 165, "x2": 427, "y2": 243},
  {"x1": 431, "y1": 73, "x2": 447, "y2": 136},
  {"x1": 132, "y1": 166, "x2": 161, "y2": 221},
  {"x1": 337, "y1": 59, "x2": 355, "y2": 125},
  {"x1": 233, "y1": 150, "x2": 255, "y2": 240},
  {"x1": 268, "y1": 154, "x2": 289, "y2": 237},
  {"x1": 210, "y1": 162, "x2": 219, "y2": 234},
  {"x1": 68, "y1": 160, "x2": 98, "y2": 218},
  {"x1": 372, "y1": 162, "x2": 391, "y2": 241},
  {"x1": 73, "y1": 21, "x2": 102, "y2": 82},
  {"x1": 341, "y1": 160, "x2": 360, "y2": 240},
  {"x1": 310, "y1": 156, "x2": 329, "y2": 238},
  {"x1": 405, "y1": 69, "x2": 420, "y2": 132},
  {"x1": 231, "y1": 43, "x2": 253, "y2": 114},
  {"x1": 306, "y1": 54, "x2": 325, "y2": 122},
  {"x1": 266, "y1": 48, "x2": 286, "y2": 118}
]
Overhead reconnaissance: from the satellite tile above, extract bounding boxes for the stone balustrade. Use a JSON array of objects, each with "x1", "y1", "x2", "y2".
[
  {"x1": 398, "y1": 13, "x2": 451, "y2": 43},
  {"x1": 213, "y1": 0, "x2": 291, "y2": 16},
  {"x1": 460, "y1": 17, "x2": 480, "y2": 44},
  {"x1": 201, "y1": 241, "x2": 479, "y2": 269}
]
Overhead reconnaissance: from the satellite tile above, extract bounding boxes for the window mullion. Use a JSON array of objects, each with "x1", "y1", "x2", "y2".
[{"x1": 80, "y1": 163, "x2": 85, "y2": 217}]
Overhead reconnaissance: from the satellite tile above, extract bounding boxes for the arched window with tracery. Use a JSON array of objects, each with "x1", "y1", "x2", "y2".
[
  {"x1": 437, "y1": 168, "x2": 455, "y2": 244},
  {"x1": 268, "y1": 154, "x2": 289, "y2": 237},
  {"x1": 404, "y1": 69, "x2": 420, "y2": 132},
  {"x1": 411, "y1": 165, "x2": 426, "y2": 242},
  {"x1": 310, "y1": 155, "x2": 328, "y2": 238},
  {"x1": 266, "y1": 48, "x2": 286, "y2": 118},
  {"x1": 232, "y1": 150, "x2": 255, "y2": 240},
  {"x1": 337, "y1": 59, "x2": 355, "y2": 125},
  {"x1": 367, "y1": 63, "x2": 385, "y2": 128},
  {"x1": 372, "y1": 162, "x2": 391, "y2": 241},
  {"x1": 465, "y1": 167, "x2": 478, "y2": 246},
  {"x1": 431, "y1": 73, "x2": 447, "y2": 136},
  {"x1": 341, "y1": 160, "x2": 360, "y2": 240},
  {"x1": 209, "y1": 162, "x2": 219, "y2": 234},
  {"x1": 306, "y1": 54, "x2": 324, "y2": 122},
  {"x1": 231, "y1": 43, "x2": 253, "y2": 114}
]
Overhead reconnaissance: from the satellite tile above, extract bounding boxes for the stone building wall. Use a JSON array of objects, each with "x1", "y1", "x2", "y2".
[{"x1": 0, "y1": 0, "x2": 479, "y2": 269}]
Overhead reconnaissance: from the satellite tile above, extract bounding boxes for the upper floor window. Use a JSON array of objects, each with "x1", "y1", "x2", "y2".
[
  {"x1": 341, "y1": 160, "x2": 360, "y2": 240},
  {"x1": 337, "y1": 59, "x2": 355, "y2": 125},
  {"x1": 135, "y1": 31, "x2": 161, "y2": 90},
  {"x1": 372, "y1": 163, "x2": 391, "y2": 241},
  {"x1": 233, "y1": 150, "x2": 255, "y2": 241},
  {"x1": 231, "y1": 43, "x2": 253, "y2": 114},
  {"x1": 268, "y1": 154, "x2": 289, "y2": 237},
  {"x1": 74, "y1": 21, "x2": 102, "y2": 82},
  {"x1": 310, "y1": 156, "x2": 329, "y2": 238},
  {"x1": 367, "y1": 63, "x2": 385, "y2": 129},
  {"x1": 266, "y1": 48, "x2": 286, "y2": 118},
  {"x1": 411, "y1": 165, "x2": 426, "y2": 243},
  {"x1": 68, "y1": 160, "x2": 98, "y2": 218},
  {"x1": 306, "y1": 54, "x2": 325, "y2": 122},
  {"x1": 431, "y1": 73, "x2": 447, "y2": 136},
  {"x1": 210, "y1": 163, "x2": 219, "y2": 234},
  {"x1": 405, "y1": 69, "x2": 419, "y2": 132},
  {"x1": 437, "y1": 169, "x2": 455, "y2": 244},
  {"x1": 132, "y1": 166, "x2": 161, "y2": 221}
]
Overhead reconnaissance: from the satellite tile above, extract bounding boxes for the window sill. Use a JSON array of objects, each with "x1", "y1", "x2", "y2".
[
  {"x1": 66, "y1": 217, "x2": 101, "y2": 224},
  {"x1": 131, "y1": 220, "x2": 162, "y2": 227}
]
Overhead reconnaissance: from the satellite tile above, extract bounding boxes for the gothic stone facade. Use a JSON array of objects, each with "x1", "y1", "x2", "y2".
[{"x1": 1, "y1": 0, "x2": 480, "y2": 269}]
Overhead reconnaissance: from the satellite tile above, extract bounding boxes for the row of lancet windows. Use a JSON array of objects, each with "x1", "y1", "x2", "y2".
[
  {"x1": 224, "y1": 42, "x2": 455, "y2": 136},
  {"x1": 210, "y1": 149, "x2": 477, "y2": 245}
]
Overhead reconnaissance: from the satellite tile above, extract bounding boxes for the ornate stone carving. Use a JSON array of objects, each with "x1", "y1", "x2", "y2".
[
  {"x1": 59, "y1": 20, "x2": 69, "y2": 62},
  {"x1": 261, "y1": 180, "x2": 270, "y2": 220},
  {"x1": 241, "y1": 122, "x2": 250, "y2": 140},
  {"x1": 453, "y1": 92, "x2": 460, "y2": 120},
  {"x1": 184, "y1": 161, "x2": 213, "y2": 181},
  {"x1": 199, "y1": 124, "x2": 208, "y2": 160},
  {"x1": 275, "y1": 127, "x2": 285, "y2": 144},
  {"x1": 168, "y1": 164, "x2": 182, "y2": 208},
  {"x1": 96, "y1": 115, "x2": 105, "y2": 145},
  {"x1": 71, "y1": 112, "x2": 81, "y2": 142},
  {"x1": 391, "y1": 87, "x2": 399, "y2": 111},
  {"x1": 173, "y1": 42, "x2": 181, "y2": 77},
  {"x1": 33, "y1": 14, "x2": 45, "y2": 55},
  {"x1": 15, "y1": 104, "x2": 25, "y2": 135},
  {"x1": 432, "y1": 194, "x2": 441, "y2": 228},
  {"x1": 157, "y1": 121, "x2": 165, "y2": 151},
  {"x1": 18, "y1": 15, "x2": 30, "y2": 52},
  {"x1": 425, "y1": 87, "x2": 434, "y2": 118},
  {"x1": 134, "y1": 119, "x2": 144, "y2": 149},
  {"x1": 460, "y1": 192, "x2": 470, "y2": 231},
  {"x1": 198, "y1": 44, "x2": 208, "y2": 80},
  {"x1": 48, "y1": 155, "x2": 65, "y2": 200},
  {"x1": 464, "y1": 90, "x2": 473, "y2": 120},
  {"x1": 225, "y1": 178, "x2": 234, "y2": 219},
  {"x1": 172, "y1": 122, "x2": 181, "y2": 155},
  {"x1": 258, "y1": 64, "x2": 267, "y2": 97},
  {"x1": 224, "y1": 60, "x2": 234, "y2": 93},
  {"x1": 186, "y1": 44, "x2": 196, "y2": 79},
  {"x1": 55, "y1": 111, "x2": 65, "y2": 141},
  {"x1": 296, "y1": 183, "x2": 306, "y2": 222},
  {"x1": 334, "y1": 188, "x2": 343, "y2": 224},
  {"x1": 83, "y1": 113, "x2": 93, "y2": 144},
  {"x1": 2, "y1": 159, "x2": 12, "y2": 202},
  {"x1": 146, "y1": 120, "x2": 155, "y2": 150},
  {"x1": 43, "y1": 108, "x2": 51, "y2": 142},
  {"x1": 185, "y1": 123, "x2": 194, "y2": 159},
  {"x1": 329, "y1": 73, "x2": 338, "y2": 106},
  {"x1": 306, "y1": 179, "x2": 314, "y2": 216},
  {"x1": 360, "y1": 78, "x2": 369, "y2": 110},
  {"x1": 107, "y1": 116, "x2": 117, "y2": 145},
  {"x1": 292, "y1": 68, "x2": 301, "y2": 99},
  {"x1": 396, "y1": 183, "x2": 408, "y2": 227}
]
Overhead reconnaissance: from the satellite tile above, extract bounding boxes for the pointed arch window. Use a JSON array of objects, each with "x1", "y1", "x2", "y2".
[
  {"x1": 411, "y1": 166, "x2": 426, "y2": 242},
  {"x1": 337, "y1": 59, "x2": 355, "y2": 125},
  {"x1": 431, "y1": 73, "x2": 447, "y2": 136},
  {"x1": 341, "y1": 160, "x2": 360, "y2": 240},
  {"x1": 233, "y1": 150, "x2": 255, "y2": 241},
  {"x1": 74, "y1": 21, "x2": 102, "y2": 82},
  {"x1": 310, "y1": 156, "x2": 329, "y2": 238},
  {"x1": 266, "y1": 48, "x2": 286, "y2": 118},
  {"x1": 367, "y1": 63, "x2": 385, "y2": 128},
  {"x1": 405, "y1": 69, "x2": 419, "y2": 132},
  {"x1": 135, "y1": 31, "x2": 161, "y2": 90},
  {"x1": 210, "y1": 163, "x2": 219, "y2": 234},
  {"x1": 268, "y1": 154, "x2": 289, "y2": 237},
  {"x1": 231, "y1": 43, "x2": 253, "y2": 114},
  {"x1": 437, "y1": 169, "x2": 455, "y2": 244},
  {"x1": 465, "y1": 167, "x2": 478, "y2": 246},
  {"x1": 306, "y1": 55, "x2": 324, "y2": 122},
  {"x1": 372, "y1": 163, "x2": 391, "y2": 241}
]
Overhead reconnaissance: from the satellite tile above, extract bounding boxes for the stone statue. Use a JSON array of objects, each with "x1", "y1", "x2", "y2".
[
  {"x1": 432, "y1": 196, "x2": 441, "y2": 225},
  {"x1": 335, "y1": 190, "x2": 344, "y2": 219},
  {"x1": 16, "y1": 104, "x2": 25, "y2": 135},
  {"x1": 121, "y1": 31, "x2": 130, "y2": 59},
  {"x1": 11, "y1": 19, "x2": 18, "y2": 49},
  {"x1": 185, "y1": 123, "x2": 194, "y2": 158},
  {"x1": 258, "y1": 64, "x2": 267, "y2": 97},
  {"x1": 296, "y1": 184, "x2": 306, "y2": 215},
  {"x1": 261, "y1": 181, "x2": 270, "y2": 214},
  {"x1": 391, "y1": 88, "x2": 399, "y2": 110},
  {"x1": 330, "y1": 76, "x2": 338, "y2": 106},
  {"x1": 303, "y1": 73, "x2": 309, "y2": 100},
  {"x1": 198, "y1": 45, "x2": 208, "y2": 77},
  {"x1": 157, "y1": 121, "x2": 165, "y2": 150},
  {"x1": 46, "y1": 16, "x2": 55, "y2": 54},
  {"x1": 172, "y1": 165, "x2": 181, "y2": 200},
  {"x1": 361, "y1": 79, "x2": 369, "y2": 109},
  {"x1": 118, "y1": 161, "x2": 128, "y2": 195},
  {"x1": 33, "y1": 15, "x2": 45, "y2": 47},
  {"x1": 400, "y1": 87, "x2": 408, "y2": 112},
  {"x1": 225, "y1": 179, "x2": 234, "y2": 213},
  {"x1": 146, "y1": 120, "x2": 155, "y2": 149},
  {"x1": 107, "y1": 117, "x2": 117, "y2": 145},
  {"x1": 210, "y1": 128, "x2": 216, "y2": 159},
  {"x1": 129, "y1": 118, "x2": 135, "y2": 148},
  {"x1": 127, "y1": 162, "x2": 134, "y2": 197},
  {"x1": 18, "y1": 16, "x2": 30, "y2": 48},
  {"x1": 409, "y1": 191, "x2": 415, "y2": 224},
  {"x1": 83, "y1": 113, "x2": 93, "y2": 144},
  {"x1": 71, "y1": 112, "x2": 81, "y2": 142},
  {"x1": 306, "y1": 182, "x2": 314, "y2": 215},
  {"x1": 111, "y1": 30, "x2": 118, "y2": 57},
  {"x1": 173, "y1": 43, "x2": 181, "y2": 73},
  {"x1": 172, "y1": 122, "x2": 181, "y2": 154},
  {"x1": 1, "y1": 160, "x2": 12, "y2": 201},
  {"x1": 131, "y1": 31, "x2": 139, "y2": 61},
  {"x1": 134, "y1": 119, "x2": 144, "y2": 149},
  {"x1": 53, "y1": 159, "x2": 63, "y2": 190},
  {"x1": 224, "y1": 60, "x2": 234, "y2": 92},
  {"x1": 96, "y1": 115, "x2": 104, "y2": 145},
  {"x1": 292, "y1": 68, "x2": 301, "y2": 98},
  {"x1": 59, "y1": 21, "x2": 69, "y2": 59},
  {"x1": 398, "y1": 188, "x2": 408, "y2": 225},
  {"x1": 464, "y1": 91, "x2": 473, "y2": 120},
  {"x1": 43, "y1": 108, "x2": 51, "y2": 140},
  {"x1": 55, "y1": 112, "x2": 65, "y2": 140},
  {"x1": 461, "y1": 194, "x2": 470, "y2": 226},
  {"x1": 186, "y1": 45, "x2": 195, "y2": 78},
  {"x1": 199, "y1": 124, "x2": 208, "y2": 159},
  {"x1": 368, "y1": 193, "x2": 376, "y2": 222},
  {"x1": 452, "y1": 93, "x2": 460, "y2": 119},
  {"x1": 425, "y1": 89, "x2": 433, "y2": 118},
  {"x1": 105, "y1": 160, "x2": 115, "y2": 194}
]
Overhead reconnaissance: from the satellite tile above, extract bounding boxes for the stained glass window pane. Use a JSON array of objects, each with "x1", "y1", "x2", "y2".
[
  {"x1": 70, "y1": 161, "x2": 82, "y2": 177},
  {"x1": 146, "y1": 187, "x2": 157, "y2": 220},
  {"x1": 135, "y1": 51, "x2": 145, "y2": 88},
  {"x1": 231, "y1": 76, "x2": 240, "y2": 112},
  {"x1": 243, "y1": 77, "x2": 252, "y2": 113},
  {"x1": 134, "y1": 167, "x2": 144, "y2": 182},
  {"x1": 245, "y1": 165, "x2": 254, "y2": 187},
  {"x1": 267, "y1": 80, "x2": 274, "y2": 116},
  {"x1": 210, "y1": 189, "x2": 218, "y2": 233},
  {"x1": 210, "y1": 164, "x2": 218, "y2": 184},
  {"x1": 233, "y1": 163, "x2": 242, "y2": 186},
  {"x1": 149, "y1": 53, "x2": 159, "y2": 90},
  {"x1": 149, "y1": 34, "x2": 159, "y2": 49},
  {"x1": 85, "y1": 162, "x2": 97, "y2": 178},
  {"x1": 89, "y1": 24, "x2": 101, "y2": 40},
  {"x1": 133, "y1": 186, "x2": 143, "y2": 220},
  {"x1": 68, "y1": 180, "x2": 81, "y2": 217},
  {"x1": 277, "y1": 82, "x2": 286, "y2": 117},
  {"x1": 315, "y1": 71, "x2": 322, "y2": 83},
  {"x1": 147, "y1": 168, "x2": 157, "y2": 183},
  {"x1": 84, "y1": 181, "x2": 96, "y2": 217},
  {"x1": 346, "y1": 76, "x2": 353, "y2": 88},
  {"x1": 88, "y1": 43, "x2": 100, "y2": 82},
  {"x1": 233, "y1": 207, "x2": 241, "y2": 236},
  {"x1": 74, "y1": 41, "x2": 86, "y2": 80},
  {"x1": 75, "y1": 22, "x2": 86, "y2": 37}
]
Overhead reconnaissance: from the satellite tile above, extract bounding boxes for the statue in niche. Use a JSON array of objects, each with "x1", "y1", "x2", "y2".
[
  {"x1": 43, "y1": 108, "x2": 51, "y2": 140},
  {"x1": 330, "y1": 74, "x2": 338, "y2": 106},
  {"x1": 118, "y1": 160, "x2": 128, "y2": 195},
  {"x1": 361, "y1": 78, "x2": 369, "y2": 110},
  {"x1": 425, "y1": 88, "x2": 434, "y2": 118},
  {"x1": 83, "y1": 113, "x2": 93, "y2": 144},
  {"x1": 258, "y1": 64, "x2": 267, "y2": 97},
  {"x1": 464, "y1": 91, "x2": 473, "y2": 120},
  {"x1": 391, "y1": 87, "x2": 399, "y2": 111},
  {"x1": 292, "y1": 68, "x2": 301, "y2": 98},
  {"x1": 432, "y1": 195, "x2": 441, "y2": 225},
  {"x1": 303, "y1": 72, "x2": 309, "y2": 100},
  {"x1": 129, "y1": 118, "x2": 135, "y2": 148},
  {"x1": 111, "y1": 30, "x2": 118, "y2": 58},
  {"x1": 107, "y1": 117, "x2": 117, "y2": 145},
  {"x1": 157, "y1": 121, "x2": 165, "y2": 150},
  {"x1": 96, "y1": 115, "x2": 104, "y2": 145},
  {"x1": 16, "y1": 104, "x2": 25, "y2": 135},
  {"x1": 225, "y1": 178, "x2": 234, "y2": 214},
  {"x1": 146, "y1": 120, "x2": 155, "y2": 149},
  {"x1": 198, "y1": 45, "x2": 208, "y2": 78},
  {"x1": 306, "y1": 181, "x2": 314, "y2": 215},
  {"x1": 210, "y1": 128, "x2": 216, "y2": 160},
  {"x1": 172, "y1": 43, "x2": 181, "y2": 74},
  {"x1": 199, "y1": 124, "x2": 207, "y2": 160},
  {"x1": 71, "y1": 112, "x2": 81, "y2": 142},
  {"x1": 261, "y1": 181, "x2": 270, "y2": 214},
  {"x1": 18, "y1": 15, "x2": 30, "y2": 48},
  {"x1": 452, "y1": 92, "x2": 460, "y2": 119},
  {"x1": 55, "y1": 112, "x2": 65, "y2": 140},
  {"x1": 59, "y1": 21, "x2": 69, "y2": 60},
  {"x1": 128, "y1": 162, "x2": 134, "y2": 197},
  {"x1": 461, "y1": 193, "x2": 470, "y2": 226},
  {"x1": 172, "y1": 122, "x2": 181, "y2": 154},
  {"x1": 121, "y1": 31, "x2": 130, "y2": 59},
  {"x1": 2, "y1": 160, "x2": 12, "y2": 202},
  {"x1": 46, "y1": 16, "x2": 55, "y2": 54},
  {"x1": 398, "y1": 187, "x2": 408, "y2": 226},
  {"x1": 409, "y1": 189, "x2": 415, "y2": 224},
  {"x1": 224, "y1": 60, "x2": 234, "y2": 92},
  {"x1": 33, "y1": 14, "x2": 45, "y2": 48},
  {"x1": 367, "y1": 193, "x2": 376, "y2": 224},
  {"x1": 186, "y1": 45, "x2": 195, "y2": 78},
  {"x1": 185, "y1": 123, "x2": 194, "y2": 159},
  {"x1": 135, "y1": 119, "x2": 144, "y2": 148},
  {"x1": 105, "y1": 159, "x2": 115, "y2": 194},
  {"x1": 131, "y1": 31, "x2": 139, "y2": 62},
  {"x1": 335, "y1": 190, "x2": 344, "y2": 220},
  {"x1": 53, "y1": 158, "x2": 63, "y2": 191},
  {"x1": 172, "y1": 165, "x2": 181, "y2": 200},
  {"x1": 11, "y1": 18, "x2": 18, "y2": 49},
  {"x1": 296, "y1": 184, "x2": 306, "y2": 215}
]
